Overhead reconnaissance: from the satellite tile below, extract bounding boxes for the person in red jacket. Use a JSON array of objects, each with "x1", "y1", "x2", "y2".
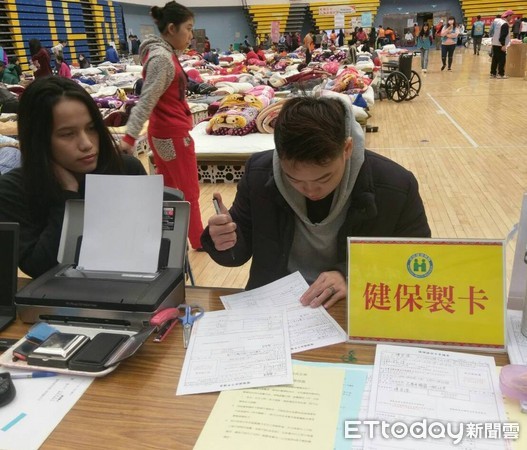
[
  {"x1": 120, "y1": 1, "x2": 204, "y2": 250},
  {"x1": 29, "y1": 38, "x2": 52, "y2": 78}
]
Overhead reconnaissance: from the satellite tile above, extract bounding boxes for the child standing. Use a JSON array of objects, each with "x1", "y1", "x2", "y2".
[{"x1": 416, "y1": 24, "x2": 433, "y2": 72}]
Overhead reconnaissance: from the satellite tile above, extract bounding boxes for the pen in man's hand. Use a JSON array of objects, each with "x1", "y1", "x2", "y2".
[
  {"x1": 212, "y1": 197, "x2": 236, "y2": 261},
  {"x1": 10, "y1": 371, "x2": 58, "y2": 379}
]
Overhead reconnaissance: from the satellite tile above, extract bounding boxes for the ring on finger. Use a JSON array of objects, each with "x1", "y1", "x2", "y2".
[{"x1": 328, "y1": 285, "x2": 336, "y2": 297}]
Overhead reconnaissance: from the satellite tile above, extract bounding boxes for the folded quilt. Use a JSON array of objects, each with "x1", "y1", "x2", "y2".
[
  {"x1": 206, "y1": 86, "x2": 275, "y2": 136},
  {"x1": 255, "y1": 101, "x2": 283, "y2": 134}
]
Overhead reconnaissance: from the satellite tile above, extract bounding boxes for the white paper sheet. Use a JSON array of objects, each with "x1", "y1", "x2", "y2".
[
  {"x1": 220, "y1": 272, "x2": 347, "y2": 353},
  {"x1": 176, "y1": 309, "x2": 293, "y2": 396},
  {"x1": 366, "y1": 344, "x2": 509, "y2": 450},
  {"x1": 78, "y1": 174, "x2": 163, "y2": 273},
  {"x1": 0, "y1": 371, "x2": 93, "y2": 450},
  {"x1": 506, "y1": 310, "x2": 527, "y2": 365}
]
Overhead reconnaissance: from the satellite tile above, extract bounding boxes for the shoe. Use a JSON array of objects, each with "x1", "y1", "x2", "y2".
[
  {"x1": 422, "y1": 69, "x2": 427, "y2": 73},
  {"x1": 441, "y1": 64, "x2": 446, "y2": 71},
  {"x1": 496, "y1": 75, "x2": 509, "y2": 79},
  {"x1": 477, "y1": 51, "x2": 480, "y2": 55},
  {"x1": 448, "y1": 68, "x2": 451, "y2": 71},
  {"x1": 489, "y1": 74, "x2": 496, "y2": 78}
]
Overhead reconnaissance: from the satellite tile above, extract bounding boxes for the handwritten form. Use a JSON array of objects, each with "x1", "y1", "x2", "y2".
[
  {"x1": 366, "y1": 344, "x2": 509, "y2": 450},
  {"x1": 176, "y1": 309, "x2": 292, "y2": 396},
  {"x1": 194, "y1": 362, "x2": 345, "y2": 450},
  {"x1": 0, "y1": 371, "x2": 93, "y2": 450},
  {"x1": 78, "y1": 174, "x2": 163, "y2": 273},
  {"x1": 220, "y1": 272, "x2": 347, "y2": 352}
]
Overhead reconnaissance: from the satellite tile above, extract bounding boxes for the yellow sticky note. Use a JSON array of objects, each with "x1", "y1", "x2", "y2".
[{"x1": 195, "y1": 364, "x2": 345, "y2": 450}]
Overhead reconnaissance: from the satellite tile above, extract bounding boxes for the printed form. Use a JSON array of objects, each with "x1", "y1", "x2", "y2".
[
  {"x1": 0, "y1": 372, "x2": 93, "y2": 450},
  {"x1": 220, "y1": 271, "x2": 347, "y2": 352},
  {"x1": 293, "y1": 360, "x2": 372, "y2": 450},
  {"x1": 176, "y1": 309, "x2": 292, "y2": 396},
  {"x1": 366, "y1": 344, "x2": 509, "y2": 450},
  {"x1": 194, "y1": 362, "x2": 345, "y2": 450}
]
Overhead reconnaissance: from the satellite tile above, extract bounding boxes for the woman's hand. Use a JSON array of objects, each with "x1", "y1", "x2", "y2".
[
  {"x1": 52, "y1": 162, "x2": 79, "y2": 192},
  {"x1": 119, "y1": 139, "x2": 134, "y2": 155},
  {"x1": 299, "y1": 270, "x2": 347, "y2": 309}
]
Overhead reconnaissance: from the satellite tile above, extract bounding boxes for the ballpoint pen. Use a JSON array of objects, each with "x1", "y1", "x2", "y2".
[
  {"x1": 10, "y1": 372, "x2": 58, "y2": 379},
  {"x1": 212, "y1": 196, "x2": 236, "y2": 261}
]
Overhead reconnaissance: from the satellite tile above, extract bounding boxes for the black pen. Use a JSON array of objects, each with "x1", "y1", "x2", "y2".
[{"x1": 212, "y1": 197, "x2": 236, "y2": 261}]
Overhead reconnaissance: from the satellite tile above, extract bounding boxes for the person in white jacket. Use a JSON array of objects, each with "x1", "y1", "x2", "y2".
[{"x1": 490, "y1": 10, "x2": 513, "y2": 79}]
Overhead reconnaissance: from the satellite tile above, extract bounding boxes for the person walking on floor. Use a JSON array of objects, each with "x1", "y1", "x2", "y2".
[
  {"x1": 490, "y1": 10, "x2": 513, "y2": 79},
  {"x1": 416, "y1": 24, "x2": 433, "y2": 72},
  {"x1": 471, "y1": 15, "x2": 485, "y2": 55},
  {"x1": 440, "y1": 17, "x2": 459, "y2": 71},
  {"x1": 120, "y1": 1, "x2": 205, "y2": 250},
  {"x1": 434, "y1": 20, "x2": 443, "y2": 50},
  {"x1": 29, "y1": 38, "x2": 52, "y2": 78}
]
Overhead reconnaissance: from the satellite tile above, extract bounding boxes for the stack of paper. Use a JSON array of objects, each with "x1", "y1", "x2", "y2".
[
  {"x1": 221, "y1": 271, "x2": 348, "y2": 353},
  {"x1": 176, "y1": 272, "x2": 347, "y2": 396},
  {"x1": 196, "y1": 345, "x2": 514, "y2": 450}
]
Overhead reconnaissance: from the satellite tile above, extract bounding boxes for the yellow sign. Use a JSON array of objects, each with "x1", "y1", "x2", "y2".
[{"x1": 347, "y1": 238, "x2": 505, "y2": 350}]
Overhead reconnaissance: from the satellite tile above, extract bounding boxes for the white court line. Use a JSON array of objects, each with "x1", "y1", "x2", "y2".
[{"x1": 427, "y1": 93, "x2": 479, "y2": 148}]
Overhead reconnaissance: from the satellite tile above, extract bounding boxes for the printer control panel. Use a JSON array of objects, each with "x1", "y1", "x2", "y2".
[{"x1": 163, "y1": 207, "x2": 176, "y2": 231}]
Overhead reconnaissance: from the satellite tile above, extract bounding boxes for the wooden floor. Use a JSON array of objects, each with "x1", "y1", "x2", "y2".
[{"x1": 192, "y1": 47, "x2": 527, "y2": 288}]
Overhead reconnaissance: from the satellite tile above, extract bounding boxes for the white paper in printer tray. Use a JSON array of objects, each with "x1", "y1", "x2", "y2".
[{"x1": 78, "y1": 174, "x2": 163, "y2": 273}]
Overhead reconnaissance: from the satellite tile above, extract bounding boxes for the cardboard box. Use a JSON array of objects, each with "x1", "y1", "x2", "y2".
[{"x1": 506, "y1": 43, "x2": 527, "y2": 77}]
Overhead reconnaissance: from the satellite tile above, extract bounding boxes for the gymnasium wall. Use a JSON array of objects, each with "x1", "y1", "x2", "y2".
[
  {"x1": 375, "y1": 1, "x2": 463, "y2": 25},
  {"x1": 121, "y1": 4, "x2": 253, "y2": 54},
  {"x1": 1, "y1": 0, "x2": 126, "y2": 70}
]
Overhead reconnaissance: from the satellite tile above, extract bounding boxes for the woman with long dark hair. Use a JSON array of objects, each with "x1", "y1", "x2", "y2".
[
  {"x1": 0, "y1": 77, "x2": 145, "y2": 277},
  {"x1": 440, "y1": 16, "x2": 459, "y2": 71},
  {"x1": 120, "y1": 1, "x2": 204, "y2": 250},
  {"x1": 416, "y1": 23, "x2": 433, "y2": 72}
]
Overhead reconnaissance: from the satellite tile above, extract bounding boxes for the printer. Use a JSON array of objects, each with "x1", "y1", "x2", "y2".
[{"x1": 15, "y1": 190, "x2": 190, "y2": 330}]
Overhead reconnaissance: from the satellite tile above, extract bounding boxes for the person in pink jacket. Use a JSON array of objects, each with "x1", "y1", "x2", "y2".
[{"x1": 56, "y1": 55, "x2": 71, "y2": 78}]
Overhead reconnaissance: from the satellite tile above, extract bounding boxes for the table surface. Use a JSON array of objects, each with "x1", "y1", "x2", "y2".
[{"x1": 2, "y1": 285, "x2": 511, "y2": 450}]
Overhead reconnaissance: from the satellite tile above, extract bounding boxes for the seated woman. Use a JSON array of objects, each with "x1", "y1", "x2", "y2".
[
  {"x1": 56, "y1": 54, "x2": 72, "y2": 78},
  {"x1": 0, "y1": 77, "x2": 146, "y2": 277},
  {"x1": 78, "y1": 53, "x2": 90, "y2": 69}
]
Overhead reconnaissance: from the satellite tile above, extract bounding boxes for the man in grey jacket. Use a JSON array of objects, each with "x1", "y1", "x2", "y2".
[{"x1": 201, "y1": 96, "x2": 431, "y2": 309}]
